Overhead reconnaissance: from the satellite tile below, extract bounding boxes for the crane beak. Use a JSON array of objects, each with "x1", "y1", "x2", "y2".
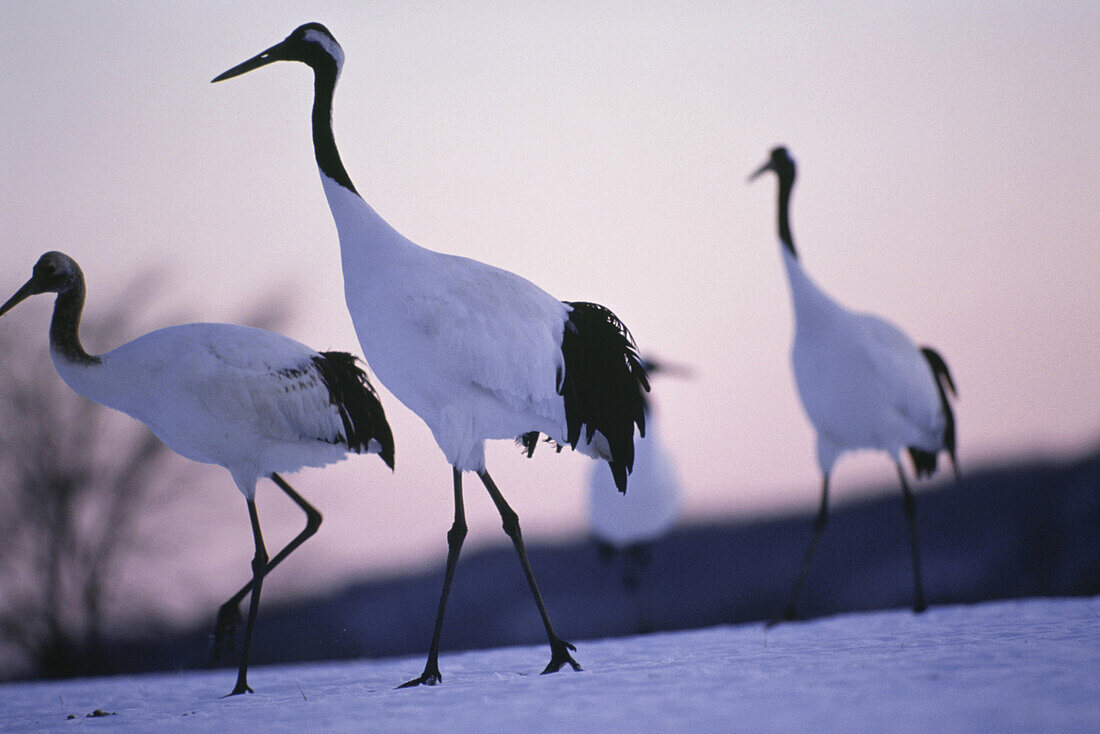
[
  {"x1": 212, "y1": 39, "x2": 290, "y2": 83},
  {"x1": 748, "y1": 159, "x2": 774, "y2": 183},
  {"x1": 0, "y1": 278, "x2": 41, "y2": 319},
  {"x1": 640, "y1": 357, "x2": 695, "y2": 379}
]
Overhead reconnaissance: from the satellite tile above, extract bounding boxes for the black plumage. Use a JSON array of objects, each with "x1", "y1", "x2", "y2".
[
  {"x1": 313, "y1": 351, "x2": 395, "y2": 469},
  {"x1": 908, "y1": 346, "x2": 959, "y2": 478},
  {"x1": 559, "y1": 301, "x2": 650, "y2": 493}
]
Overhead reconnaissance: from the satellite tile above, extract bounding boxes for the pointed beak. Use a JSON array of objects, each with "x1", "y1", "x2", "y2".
[
  {"x1": 642, "y1": 358, "x2": 695, "y2": 380},
  {"x1": 212, "y1": 39, "x2": 290, "y2": 83},
  {"x1": 748, "y1": 159, "x2": 774, "y2": 183},
  {"x1": 0, "y1": 278, "x2": 40, "y2": 319}
]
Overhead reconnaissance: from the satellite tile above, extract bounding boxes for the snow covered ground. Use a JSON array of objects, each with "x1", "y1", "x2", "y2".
[{"x1": 3, "y1": 596, "x2": 1097, "y2": 733}]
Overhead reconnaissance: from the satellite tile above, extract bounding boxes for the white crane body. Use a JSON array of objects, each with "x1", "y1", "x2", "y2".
[
  {"x1": 0, "y1": 251, "x2": 394, "y2": 695},
  {"x1": 327, "y1": 178, "x2": 573, "y2": 470},
  {"x1": 53, "y1": 322, "x2": 380, "y2": 495},
  {"x1": 589, "y1": 412, "x2": 680, "y2": 549},
  {"x1": 782, "y1": 249, "x2": 946, "y2": 474},
  {"x1": 751, "y1": 146, "x2": 958, "y2": 621},
  {"x1": 214, "y1": 22, "x2": 648, "y2": 685}
]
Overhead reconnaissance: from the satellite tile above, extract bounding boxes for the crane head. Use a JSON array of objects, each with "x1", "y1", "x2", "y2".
[
  {"x1": 0, "y1": 252, "x2": 80, "y2": 318},
  {"x1": 212, "y1": 22, "x2": 344, "y2": 83},
  {"x1": 749, "y1": 146, "x2": 796, "y2": 184}
]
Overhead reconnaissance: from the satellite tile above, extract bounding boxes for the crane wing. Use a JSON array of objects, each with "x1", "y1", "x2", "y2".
[
  {"x1": 126, "y1": 324, "x2": 352, "y2": 448},
  {"x1": 398, "y1": 253, "x2": 570, "y2": 413},
  {"x1": 852, "y1": 312, "x2": 944, "y2": 442}
]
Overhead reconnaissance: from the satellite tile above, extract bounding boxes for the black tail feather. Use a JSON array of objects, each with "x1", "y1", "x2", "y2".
[
  {"x1": 313, "y1": 352, "x2": 395, "y2": 470},
  {"x1": 908, "y1": 346, "x2": 958, "y2": 479},
  {"x1": 558, "y1": 302, "x2": 650, "y2": 493}
]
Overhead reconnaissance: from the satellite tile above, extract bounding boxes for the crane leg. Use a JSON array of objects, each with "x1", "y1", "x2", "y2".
[
  {"x1": 207, "y1": 473, "x2": 321, "y2": 667},
  {"x1": 621, "y1": 542, "x2": 652, "y2": 592},
  {"x1": 775, "y1": 473, "x2": 830, "y2": 625},
  {"x1": 478, "y1": 470, "x2": 581, "y2": 675},
  {"x1": 225, "y1": 498, "x2": 268, "y2": 696},
  {"x1": 896, "y1": 463, "x2": 928, "y2": 613},
  {"x1": 399, "y1": 467, "x2": 467, "y2": 688}
]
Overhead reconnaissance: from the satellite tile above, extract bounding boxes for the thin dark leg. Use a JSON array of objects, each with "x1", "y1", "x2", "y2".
[
  {"x1": 478, "y1": 470, "x2": 581, "y2": 675},
  {"x1": 897, "y1": 463, "x2": 927, "y2": 613},
  {"x1": 774, "y1": 473, "x2": 830, "y2": 625},
  {"x1": 226, "y1": 498, "x2": 268, "y2": 696},
  {"x1": 622, "y1": 542, "x2": 652, "y2": 592},
  {"x1": 399, "y1": 467, "x2": 467, "y2": 688},
  {"x1": 208, "y1": 473, "x2": 321, "y2": 667},
  {"x1": 624, "y1": 543, "x2": 654, "y2": 634}
]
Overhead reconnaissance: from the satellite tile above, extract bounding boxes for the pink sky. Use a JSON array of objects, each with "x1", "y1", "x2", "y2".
[{"x1": 2, "y1": 3, "x2": 1098, "y2": 626}]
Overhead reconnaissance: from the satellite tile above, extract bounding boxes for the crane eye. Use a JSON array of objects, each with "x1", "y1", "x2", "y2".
[{"x1": 34, "y1": 259, "x2": 69, "y2": 287}]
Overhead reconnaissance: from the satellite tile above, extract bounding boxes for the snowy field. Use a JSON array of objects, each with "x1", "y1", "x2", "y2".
[{"x1": 3, "y1": 596, "x2": 1097, "y2": 733}]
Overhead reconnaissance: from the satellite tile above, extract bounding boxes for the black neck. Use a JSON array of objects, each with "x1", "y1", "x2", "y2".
[
  {"x1": 311, "y1": 63, "x2": 358, "y2": 194},
  {"x1": 776, "y1": 172, "x2": 797, "y2": 258},
  {"x1": 50, "y1": 275, "x2": 99, "y2": 365}
]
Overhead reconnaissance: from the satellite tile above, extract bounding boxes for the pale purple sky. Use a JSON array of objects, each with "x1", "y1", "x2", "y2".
[{"x1": 2, "y1": 3, "x2": 1098, "y2": 625}]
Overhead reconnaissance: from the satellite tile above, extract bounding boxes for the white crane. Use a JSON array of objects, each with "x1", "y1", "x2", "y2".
[
  {"x1": 588, "y1": 358, "x2": 684, "y2": 591},
  {"x1": 212, "y1": 23, "x2": 649, "y2": 686},
  {"x1": 0, "y1": 251, "x2": 394, "y2": 696},
  {"x1": 749, "y1": 147, "x2": 958, "y2": 621}
]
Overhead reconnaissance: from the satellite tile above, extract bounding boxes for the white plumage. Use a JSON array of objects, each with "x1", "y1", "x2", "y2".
[
  {"x1": 324, "y1": 177, "x2": 574, "y2": 470},
  {"x1": 69, "y1": 322, "x2": 373, "y2": 488},
  {"x1": 588, "y1": 410, "x2": 680, "y2": 550},
  {"x1": 588, "y1": 359, "x2": 685, "y2": 582},
  {"x1": 784, "y1": 259, "x2": 947, "y2": 473},
  {"x1": 751, "y1": 146, "x2": 958, "y2": 620},
  {"x1": 0, "y1": 251, "x2": 394, "y2": 696},
  {"x1": 213, "y1": 22, "x2": 649, "y2": 686}
]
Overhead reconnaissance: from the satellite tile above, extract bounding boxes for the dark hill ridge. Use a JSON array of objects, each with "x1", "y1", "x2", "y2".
[{"x1": 63, "y1": 447, "x2": 1100, "y2": 678}]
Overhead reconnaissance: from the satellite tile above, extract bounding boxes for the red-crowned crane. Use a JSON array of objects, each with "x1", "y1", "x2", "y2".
[
  {"x1": 750, "y1": 147, "x2": 958, "y2": 621},
  {"x1": 0, "y1": 251, "x2": 394, "y2": 696},
  {"x1": 212, "y1": 23, "x2": 649, "y2": 686},
  {"x1": 588, "y1": 358, "x2": 684, "y2": 593}
]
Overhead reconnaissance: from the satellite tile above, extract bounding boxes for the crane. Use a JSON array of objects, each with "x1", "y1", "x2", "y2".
[
  {"x1": 212, "y1": 23, "x2": 648, "y2": 686},
  {"x1": 0, "y1": 251, "x2": 394, "y2": 695},
  {"x1": 589, "y1": 358, "x2": 684, "y2": 592},
  {"x1": 750, "y1": 146, "x2": 958, "y2": 621}
]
